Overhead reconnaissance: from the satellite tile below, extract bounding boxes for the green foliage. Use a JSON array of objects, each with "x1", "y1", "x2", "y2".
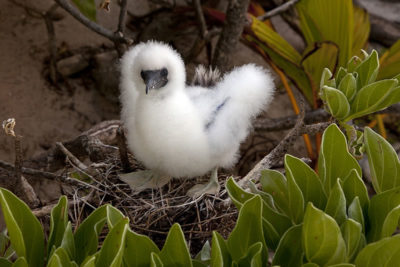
[
  {"x1": 71, "y1": 0, "x2": 96, "y2": 21},
  {"x1": 320, "y1": 50, "x2": 400, "y2": 122},
  {"x1": 226, "y1": 123, "x2": 400, "y2": 266}
]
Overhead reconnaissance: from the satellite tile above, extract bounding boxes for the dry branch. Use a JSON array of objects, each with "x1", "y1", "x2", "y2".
[
  {"x1": 257, "y1": 0, "x2": 300, "y2": 21},
  {"x1": 212, "y1": 0, "x2": 251, "y2": 71}
]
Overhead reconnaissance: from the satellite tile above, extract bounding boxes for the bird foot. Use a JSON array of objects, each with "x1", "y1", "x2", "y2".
[
  {"x1": 119, "y1": 170, "x2": 171, "y2": 193},
  {"x1": 187, "y1": 179, "x2": 220, "y2": 198}
]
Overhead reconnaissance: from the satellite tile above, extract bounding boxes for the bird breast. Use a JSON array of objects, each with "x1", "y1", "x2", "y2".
[{"x1": 131, "y1": 92, "x2": 212, "y2": 178}]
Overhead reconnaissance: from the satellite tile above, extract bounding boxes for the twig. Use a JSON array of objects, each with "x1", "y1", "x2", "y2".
[
  {"x1": 193, "y1": 0, "x2": 208, "y2": 38},
  {"x1": 117, "y1": 0, "x2": 128, "y2": 34},
  {"x1": 116, "y1": 127, "x2": 132, "y2": 173},
  {"x1": 56, "y1": 142, "x2": 88, "y2": 171},
  {"x1": 257, "y1": 0, "x2": 300, "y2": 21},
  {"x1": 212, "y1": 0, "x2": 251, "y2": 72},
  {"x1": 54, "y1": 0, "x2": 133, "y2": 45},
  {"x1": 32, "y1": 194, "x2": 90, "y2": 217},
  {"x1": 43, "y1": 4, "x2": 59, "y2": 83}
]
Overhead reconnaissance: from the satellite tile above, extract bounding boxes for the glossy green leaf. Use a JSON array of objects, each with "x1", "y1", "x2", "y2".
[
  {"x1": 81, "y1": 255, "x2": 96, "y2": 267},
  {"x1": 368, "y1": 186, "x2": 400, "y2": 242},
  {"x1": 285, "y1": 154, "x2": 326, "y2": 209},
  {"x1": 60, "y1": 222, "x2": 75, "y2": 260},
  {"x1": 322, "y1": 86, "x2": 350, "y2": 120},
  {"x1": 226, "y1": 177, "x2": 255, "y2": 209},
  {"x1": 348, "y1": 197, "x2": 365, "y2": 233},
  {"x1": 71, "y1": 0, "x2": 96, "y2": 21},
  {"x1": 303, "y1": 203, "x2": 346, "y2": 266},
  {"x1": 347, "y1": 56, "x2": 362, "y2": 73},
  {"x1": 355, "y1": 235, "x2": 400, "y2": 266},
  {"x1": 211, "y1": 231, "x2": 231, "y2": 267},
  {"x1": 297, "y1": 0, "x2": 354, "y2": 67},
  {"x1": 123, "y1": 230, "x2": 160, "y2": 267},
  {"x1": 318, "y1": 124, "x2": 361, "y2": 193},
  {"x1": 347, "y1": 79, "x2": 399, "y2": 121},
  {"x1": 325, "y1": 179, "x2": 347, "y2": 225},
  {"x1": 158, "y1": 224, "x2": 192, "y2": 267},
  {"x1": 48, "y1": 196, "x2": 68, "y2": 257},
  {"x1": 338, "y1": 73, "x2": 357, "y2": 102},
  {"x1": 340, "y1": 219, "x2": 365, "y2": 262},
  {"x1": 227, "y1": 196, "x2": 268, "y2": 266},
  {"x1": 0, "y1": 188, "x2": 44, "y2": 267},
  {"x1": 11, "y1": 257, "x2": 28, "y2": 267},
  {"x1": 0, "y1": 258, "x2": 11, "y2": 267},
  {"x1": 378, "y1": 39, "x2": 400, "y2": 80},
  {"x1": 364, "y1": 127, "x2": 400, "y2": 193},
  {"x1": 74, "y1": 205, "x2": 108, "y2": 264},
  {"x1": 354, "y1": 50, "x2": 379, "y2": 89},
  {"x1": 328, "y1": 264, "x2": 356, "y2": 267},
  {"x1": 286, "y1": 165, "x2": 305, "y2": 224},
  {"x1": 96, "y1": 217, "x2": 128, "y2": 267},
  {"x1": 236, "y1": 242, "x2": 263, "y2": 267},
  {"x1": 320, "y1": 68, "x2": 335, "y2": 90},
  {"x1": 0, "y1": 231, "x2": 13, "y2": 259},
  {"x1": 195, "y1": 241, "x2": 210, "y2": 263},
  {"x1": 302, "y1": 42, "x2": 339, "y2": 92},
  {"x1": 260, "y1": 170, "x2": 289, "y2": 215},
  {"x1": 336, "y1": 67, "x2": 348, "y2": 85},
  {"x1": 342, "y1": 169, "x2": 369, "y2": 216},
  {"x1": 272, "y1": 225, "x2": 303, "y2": 267},
  {"x1": 150, "y1": 253, "x2": 164, "y2": 267},
  {"x1": 301, "y1": 263, "x2": 319, "y2": 267},
  {"x1": 47, "y1": 247, "x2": 76, "y2": 267},
  {"x1": 106, "y1": 205, "x2": 125, "y2": 229}
]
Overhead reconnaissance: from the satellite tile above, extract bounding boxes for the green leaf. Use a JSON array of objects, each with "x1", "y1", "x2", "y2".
[
  {"x1": 150, "y1": 253, "x2": 164, "y2": 267},
  {"x1": 340, "y1": 219, "x2": 365, "y2": 262},
  {"x1": 81, "y1": 255, "x2": 96, "y2": 267},
  {"x1": 320, "y1": 68, "x2": 335, "y2": 90},
  {"x1": 297, "y1": 0, "x2": 354, "y2": 67},
  {"x1": 347, "y1": 56, "x2": 362, "y2": 73},
  {"x1": 71, "y1": 0, "x2": 96, "y2": 21},
  {"x1": 328, "y1": 264, "x2": 356, "y2": 267},
  {"x1": 96, "y1": 217, "x2": 129, "y2": 267},
  {"x1": 302, "y1": 203, "x2": 346, "y2": 266},
  {"x1": 106, "y1": 205, "x2": 125, "y2": 229},
  {"x1": 342, "y1": 169, "x2": 369, "y2": 217},
  {"x1": 348, "y1": 197, "x2": 365, "y2": 232},
  {"x1": 378, "y1": 39, "x2": 400, "y2": 80},
  {"x1": 158, "y1": 224, "x2": 192, "y2": 267},
  {"x1": 286, "y1": 165, "x2": 305, "y2": 224},
  {"x1": 123, "y1": 230, "x2": 160, "y2": 267},
  {"x1": 0, "y1": 231, "x2": 14, "y2": 258},
  {"x1": 236, "y1": 242, "x2": 263, "y2": 267},
  {"x1": 47, "y1": 247, "x2": 75, "y2": 267},
  {"x1": 60, "y1": 222, "x2": 75, "y2": 260},
  {"x1": 355, "y1": 235, "x2": 400, "y2": 266},
  {"x1": 364, "y1": 127, "x2": 400, "y2": 193},
  {"x1": 322, "y1": 86, "x2": 351, "y2": 120},
  {"x1": 11, "y1": 257, "x2": 28, "y2": 267},
  {"x1": 368, "y1": 186, "x2": 400, "y2": 242},
  {"x1": 318, "y1": 124, "x2": 361, "y2": 193},
  {"x1": 285, "y1": 155, "x2": 327, "y2": 210},
  {"x1": 301, "y1": 264, "x2": 319, "y2": 267},
  {"x1": 211, "y1": 231, "x2": 231, "y2": 267},
  {"x1": 48, "y1": 196, "x2": 68, "y2": 257},
  {"x1": 325, "y1": 179, "x2": 347, "y2": 225},
  {"x1": 347, "y1": 79, "x2": 399, "y2": 121},
  {"x1": 302, "y1": 42, "x2": 339, "y2": 92},
  {"x1": 336, "y1": 67, "x2": 348, "y2": 85},
  {"x1": 338, "y1": 73, "x2": 357, "y2": 102},
  {"x1": 272, "y1": 225, "x2": 303, "y2": 267},
  {"x1": 226, "y1": 177, "x2": 255, "y2": 209},
  {"x1": 0, "y1": 188, "x2": 44, "y2": 267},
  {"x1": 195, "y1": 241, "x2": 211, "y2": 263},
  {"x1": 354, "y1": 50, "x2": 379, "y2": 89},
  {"x1": 74, "y1": 205, "x2": 108, "y2": 264},
  {"x1": 227, "y1": 196, "x2": 268, "y2": 266},
  {"x1": 260, "y1": 170, "x2": 290, "y2": 215}
]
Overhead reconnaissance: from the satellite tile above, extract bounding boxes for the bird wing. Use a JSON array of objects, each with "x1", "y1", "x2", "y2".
[{"x1": 189, "y1": 64, "x2": 275, "y2": 168}]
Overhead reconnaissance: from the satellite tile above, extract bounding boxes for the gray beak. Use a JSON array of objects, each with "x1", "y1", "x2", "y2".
[{"x1": 140, "y1": 68, "x2": 169, "y2": 94}]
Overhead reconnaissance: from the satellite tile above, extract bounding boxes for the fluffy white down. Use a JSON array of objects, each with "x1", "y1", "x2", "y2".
[{"x1": 120, "y1": 41, "x2": 274, "y2": 178}]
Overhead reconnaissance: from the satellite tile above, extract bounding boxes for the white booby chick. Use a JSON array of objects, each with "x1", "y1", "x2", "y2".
[{"x1": 119, "y1": 41, "x2": 274, "y2": 197}]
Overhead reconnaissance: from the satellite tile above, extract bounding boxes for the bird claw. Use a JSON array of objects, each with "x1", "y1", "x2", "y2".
[
  {"x1": 186, "y1": 180, "x2": 221, "y2": 199},
  {"x1": 119, "y1": 170, "x2": 171, "y2": 193}
]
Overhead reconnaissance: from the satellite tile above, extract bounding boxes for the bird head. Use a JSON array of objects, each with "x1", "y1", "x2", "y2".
[{"x1": 121, "y1": 41, "x2": 186, "y2": 97}]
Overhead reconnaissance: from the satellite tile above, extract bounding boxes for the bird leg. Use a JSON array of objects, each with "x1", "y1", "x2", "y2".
[
  {"x1": 119, "y1": 170, "x2": 171, "y2": 193},
  {"x1": 187, "y1": 167, "x2": 220, "y2": 198}
]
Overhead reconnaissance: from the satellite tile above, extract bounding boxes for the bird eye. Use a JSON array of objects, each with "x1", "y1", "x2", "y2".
[
  {"x1": 161, "y1": 68, "x2": 168, "y2": 77},
  {"x1": 140, "y1": 70, "x2": 146, "y2": 80}
]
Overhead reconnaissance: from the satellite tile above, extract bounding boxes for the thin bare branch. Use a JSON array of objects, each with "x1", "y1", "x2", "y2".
[
  {"x1": 117, "y1": 0, "x2": 128, "y2": 34},
  {"x1": 54, "y1": 0, "x2": 133, "y2": 44},
  {"x1": 193, "y1": 0, "x2": 208, "y2": 38},
  {"x1": 117, "y1": 127, "x2": 132, "y2": 173},
  {"x1": 257, "y1": 0, "x2": 300, "y2": 21}
]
